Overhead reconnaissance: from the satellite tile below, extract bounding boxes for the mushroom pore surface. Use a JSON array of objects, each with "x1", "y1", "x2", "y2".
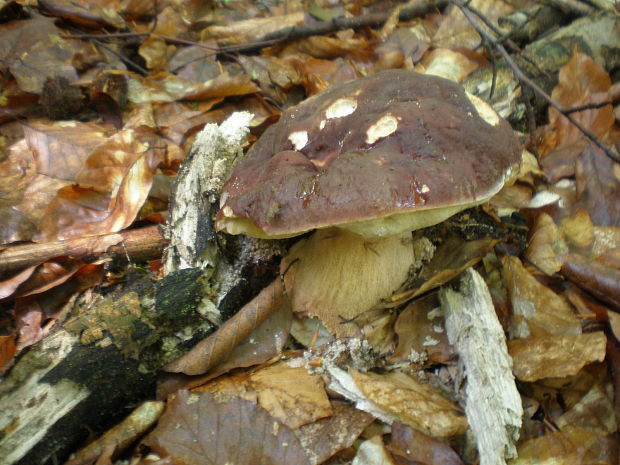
[{"x1": 216, "y1": 69, "x2": 521, "y2": 239}]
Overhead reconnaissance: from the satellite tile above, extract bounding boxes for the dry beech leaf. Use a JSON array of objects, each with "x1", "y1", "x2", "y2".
[
  {"x1": 139, "y1": 37, "x2": 170, "y2": 71},
  {"x1": 561, "y1": 253, "x2": 620, "y2": 311},
  {"x1": 502, "y1": 256, "x2": 581, "y2": 338},
  {"x1": 411, "y1": 236, "x2": 499, "y2": 299},
  {"x1": 164, "y1": 279, "x2": 284, "y2": 375},
  {"x1": 248, "y1": 362, "x2": 332, "y2": 429},
  {"x1": 512, "y1": 426, "x2": 617, "y2": 465},
  {"x1": 280, "y1": 35, "x2": 371, "y2": 60},
  {"x1": 575, "y1": 144, "x2": 620, "y2": 228},
  {"x1": 525, "y1": 213, "x2": 567, "y2": 275},
  {"x1": 389, "y1": 422, "x2": 463, "y2": 465},
  {"x1": 37, "y1": 129, "x2": 164, "y2": 241},
  {"x1": 540, "y1": 53, "x2": 612, "y2": 155},
  {"x1": 143, "y1": 390, "x2": 311, "y2": 465},
  {"x1": 433, "y1": 0, "x2": 513, "y2": 49},
  {"x1": 350, "y1": 370, "x2": 467, "y2": 438},
  {"x1": 560, "y1": 208, "x2": 594, "y2": 249},
  {"x1": 295, "y1": 400, "x2": 374, "y2": 465},
  {"x1": 556, "y1": 384, "x2": 617, "y2": 435},
  {"x1": 196, "y1": 362, "x2": 332, "y2": 431},
  {"x1": 23, "y1": 121, "x2": 110, "y2": 181},
  {"x1": 0, "y1": 335, "x2": 16, "y2": 373},
  {"x1": 0, "y1": 16, "x2": 79, "y2": 94},
  {"x1": 128, "y1": 71, "x2": 259, "y2": 104},
  {"x1": 202, "y1": 304, "x2": 292, "y2": 381},
  {"x1": 421, "y1": 48, "x2": 479, "y2": 83},
  {"x1": 390, "y1": 293, "x2": 453, "y2": 365},
  {"x1": 508, "y1": 332, "x2": 607, "y2": 382},
  {"x1": 39, "y1": 0, "x2": 125, "y2": 29}
]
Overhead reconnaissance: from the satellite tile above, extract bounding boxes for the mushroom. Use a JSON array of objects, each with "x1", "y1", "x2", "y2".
[{"x1": 216, "y1": 70, "x2": 521, "y2": 337}]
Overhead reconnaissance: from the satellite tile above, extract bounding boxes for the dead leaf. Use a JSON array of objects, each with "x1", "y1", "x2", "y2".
[
  {"x1": 248, "y1": 362, "x2": 332, "y2": 429},
  {"x1": 351, "y1": 370, "x2": 467, "y2": 438},
  {"x1": 561, "y1": 253, "x2": 620, "y2": 311},
  {"x1": 144, "y1": 390, "x2": 311, "y2": 465},
  {"x1": 164, "y1": 279, "x2": 284, "y2": 375},
  {"x1": 575, "y1": 144, "x2": 620, "y2": 227},
  {"x1": 389, "y1": 422, "x2": 463, "y2": 465},
  {"x1": 502, "y1": 256, "x2": 581, "y2": 338},
  {"x1": 390, "y1": 292, "x2": 453, "y2": 365},
  {"x1": 540, "y1": 53, "x2": 613, "y2": 155},
  {"x1": 560, "y1": 208, "x2": 594, "y2": 249},
  {"x1": 295, "y1": 401, "x2": 374, "y2": 465},
  {"x1": 508, "y1": 332, "x2": 607, "y2": 382},
  {"x1": 556, "y1": 384, "x2": 617, "y2": 435},
  {"x1": 525, "y1": 213, "x2": 567, "y2": 275},
  {"x1": 513, "y1": 426, "x2": 617, "y2": 465},
  {"x1": 0, "y1": 16, "x2": 79, "y2": 93}
]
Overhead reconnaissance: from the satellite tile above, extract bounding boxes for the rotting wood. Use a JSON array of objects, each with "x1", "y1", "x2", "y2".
[{"x1": 439, "y1": 268, "x2": 522, "y2": 465}]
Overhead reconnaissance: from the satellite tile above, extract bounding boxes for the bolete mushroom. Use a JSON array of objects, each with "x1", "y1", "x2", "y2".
[{"x1": 216, "y1": 70, "x2": 521, "y2": 337}]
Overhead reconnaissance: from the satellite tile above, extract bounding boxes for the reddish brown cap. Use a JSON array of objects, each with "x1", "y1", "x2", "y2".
[{"x1": 217, "y1": 70, "x2": 521, "y2": 238}]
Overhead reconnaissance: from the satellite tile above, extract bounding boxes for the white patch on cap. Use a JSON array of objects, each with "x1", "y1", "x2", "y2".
[
  {"x1": 288, "y1": 130, "x2": 308, "y2": 150},
  {"x1": 465, "y1": 91, "x2": 500, "y2": 126},
  {"x1": 366, "y1": 114, "x2": 398, "y2": 145},
  {"x1": 222, "y1": 205, "x2": 235, "y2": 217},
  {"x1": 420, "y1": 184, "x2": 430, "y2": 193},
  {"x1": 319, "y1": 120, "x2": 326, "y2": 130},
  {"x1": 325, "y1": 97, "x2": 357, "y2": 119}
]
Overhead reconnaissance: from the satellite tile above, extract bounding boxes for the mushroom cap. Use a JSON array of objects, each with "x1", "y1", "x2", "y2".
[{"x1": 217, "y1": 70, "x2": 521, "y2": 238}]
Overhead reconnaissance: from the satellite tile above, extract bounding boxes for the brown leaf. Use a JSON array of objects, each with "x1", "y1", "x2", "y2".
[
  {"x1": 514, "y1": 426, "x2": 617, "y2": 465},
  {"x1": 295, "y1": 401, "x2": 374, "y2": 465},
  {"x1": 0, "y1": 335, "x2": 16, "y2": 374},
  {"x1": 575, "y1": 144, "x2": 620, "y2": 227},
  {"x1": 508, "y1": 332, "x2": 607, "y2": 382},
  {"x1": 561, "y1": 253, "x2": 620, "y2": 311},
  {"x1": 203, "y1": 303, "x2": 292, "y2": 381},
  {"x1": 556, "y1": 384, "x2": 617, "y2": 435},
  {"x1": 163, "y1": 279, "x2": 284, "y2": 375},
  {"x1": 38, "y1": 129, "x2": 164, "y2": 240},
  {"x1": 389, "y1": 422, "x2": 463, "y2": 465},
  {"x1": 502, "y1": 256, "x2": 581, "y2": 338},
  {"x1": 0, "y1": 16, "x2": 79, "y2": 93},
  {"x1": 390, "y1": 292, "x2": 454, "y2": 365},
  {"x1": 525, "y1": 213, "x2": 566, "y2": 275},
  {"x1": 540, "y1": 53, "x2": 612, "y2": 155},
  {"x1": 143, "y1": 390, "x2": 311, "y2": 465},
  {"x1": 351, "y1": 370, "x2": 467, "y2": 438},
  {"x1": 194, "y1": 361, "x2": 332, "y2": 431}
]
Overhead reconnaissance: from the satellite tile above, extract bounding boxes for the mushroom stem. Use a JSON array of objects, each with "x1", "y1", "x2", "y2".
[{"x1": 282, "y1": 228, "x2": 415, "y2": 337}]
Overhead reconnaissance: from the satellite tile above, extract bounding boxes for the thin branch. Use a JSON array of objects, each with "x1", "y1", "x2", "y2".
[{"x1": 453, "y1": 0, "x2": 619, "y2": 164}]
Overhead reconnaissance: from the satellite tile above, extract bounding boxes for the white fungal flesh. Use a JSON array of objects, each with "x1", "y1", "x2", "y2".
[
  {"x1": 366, "y1": 114, "x2": 399, "y2": 145},
  {"x1": 325, "y1": 97, "x2": 358, "y2": 119},
  {"x1": 288, "y1": 130, "x2": 308, "y2": 150}
]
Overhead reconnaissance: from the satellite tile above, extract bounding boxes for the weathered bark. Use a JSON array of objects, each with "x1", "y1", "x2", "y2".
[{"x1": 439, "y1": 268, "x2": 522, "y2": 465}]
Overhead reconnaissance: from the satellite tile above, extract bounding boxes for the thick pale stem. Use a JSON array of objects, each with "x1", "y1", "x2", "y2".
[{"x1": 282, "y1": 228, "x2": 415, "y2": 337}]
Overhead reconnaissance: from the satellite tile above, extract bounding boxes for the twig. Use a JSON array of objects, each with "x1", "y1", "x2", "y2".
[
  {"x1": 218, "y1": 0, "x2": 448, "y2": 55},
  {"x1": 453, "y1": 0, "x2": 619, "y2": 164}
]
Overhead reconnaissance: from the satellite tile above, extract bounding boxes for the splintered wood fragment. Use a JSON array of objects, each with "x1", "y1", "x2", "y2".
[
  {"x1": 163, "y1": 278, "x2": 284, "y2": 375},
  {"x1": 439, "y1": 268, "x2": 522, "y2": 465},
  {"x1": 163, "y1": 111, "x2": 253, "y2": 274}
]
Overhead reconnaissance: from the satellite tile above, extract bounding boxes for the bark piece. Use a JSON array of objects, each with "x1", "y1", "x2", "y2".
[{"x1": 439, "y1": 268, "x2": 523, "y2": 465}]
